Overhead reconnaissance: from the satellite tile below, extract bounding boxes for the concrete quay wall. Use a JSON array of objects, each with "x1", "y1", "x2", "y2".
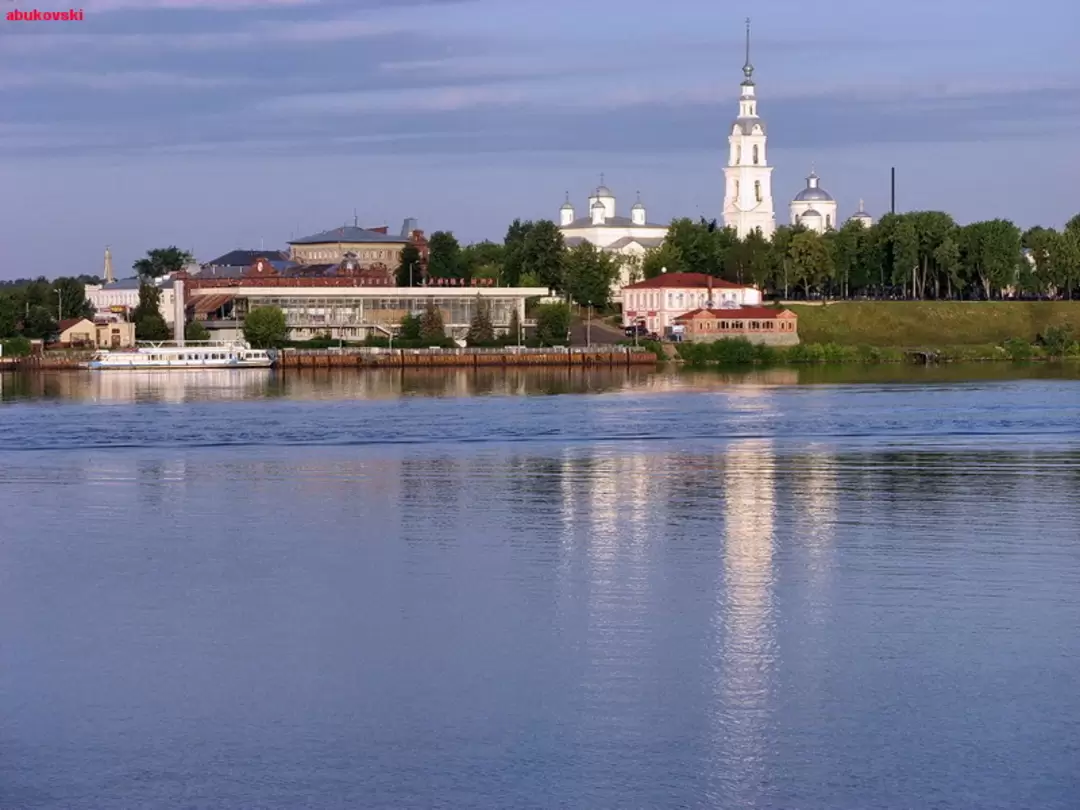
[{"x1": 278, "y1": 347, "x2": 657, "y2": 369}]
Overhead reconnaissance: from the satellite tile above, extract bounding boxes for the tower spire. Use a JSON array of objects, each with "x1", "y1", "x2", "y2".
[
  {"x1": 742, "y1": 17, "x2": 754, "y2": 82},
  {"x1": 104, "y1": 245, "x2": 113, "y2": 284}
]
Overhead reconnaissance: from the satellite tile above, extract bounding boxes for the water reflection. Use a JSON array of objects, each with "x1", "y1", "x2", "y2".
[{"x1": 711, "y1": 439, "x2": 778, "y2": 806}]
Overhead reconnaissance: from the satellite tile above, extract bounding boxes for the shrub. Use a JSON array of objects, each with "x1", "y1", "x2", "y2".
[
  {"x1": 1, "y1": 336, "x2": 32, "y2": 357},
  {"x1": 1002, "y1": 337, "x2": 1034, "y2": 361},
  {"x1": 1039, "y1": 325, "x2": 1076, "y2": 357}
]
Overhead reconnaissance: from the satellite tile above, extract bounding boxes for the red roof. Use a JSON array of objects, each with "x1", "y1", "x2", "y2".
[
  {"x1": 57, "y1": 318, "x2": 92, "y2": 331},
  {"x1": 675, "y1": 306, "x2": 795, "y2": 321},
  {"x1": 623, "y1": 272, "x2": 754, "y2": 290}
]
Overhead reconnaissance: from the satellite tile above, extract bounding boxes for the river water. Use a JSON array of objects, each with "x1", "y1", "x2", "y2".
[{"x1": 2, "y1": 366, "x2": 1079, "y2": 809}]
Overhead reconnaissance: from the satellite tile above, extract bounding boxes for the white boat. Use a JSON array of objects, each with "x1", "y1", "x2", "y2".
[{"x1": 87, "y1": 340, "x2": 275, "y2": 370}]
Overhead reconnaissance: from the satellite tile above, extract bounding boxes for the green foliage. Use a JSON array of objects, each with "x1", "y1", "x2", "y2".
[
  {"x1": 1002, "y1": 337, "x2": 1033, "y2": 361},
  {"x1": 132, "y1": 282, "x2": 169, "y2": 341},
  {"x1": 564, "y1": 241, "x2": 620, "y2": 309},
  {"x1": 506, "y1": 309, "x2": 522, "y2": 345},
  {"x1": 534, "y1": 302, "x2": 570, "y2": 346},
  {"x1": 419, "y1": 301, "x2": 446, "y2": 343},
  {"x1": 133, "y1": 246, "x2": 193, "y2": 279},
  {"x1": 520, "y1": 220, "x2": 566, "y2": 291},
  {"x1": 426, "y1": 231, "x2": 464, "y2": 280},
  {"x1": 502, "y1": 219, "x2": 533, "y2": 287},
  {"x1": 396, "y1": 243, "x2": 422, "y2": 287},
  {"x1": 242, "y1": 306, "x2": 288, "y2": 348},
  {"x1": 1, "y1": 336, "x2": 32, "y2": 357},
  {"x1": 461, "y1": 241, "x2": 505, "y2": 282},
  {"x1": 185, "y1": 321, "x2": 210, "y2": 342},
  {"x1": 1038, "y1": 325, "x2": 1075, "y2": 357},
  {"x1": 465, "y1": 298, "x2": 497, "y2": 346},
  {"x1": 400, "y1": 312, "x2": 421, "y2": 340}
]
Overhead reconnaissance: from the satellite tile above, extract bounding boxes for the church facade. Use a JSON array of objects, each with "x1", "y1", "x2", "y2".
[{"x1": 558, "y1": 180, "x2": 669, "y2": 303}]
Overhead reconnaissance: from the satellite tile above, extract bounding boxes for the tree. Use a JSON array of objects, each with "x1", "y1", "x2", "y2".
[
  {"x1": 520, "y1": 220, "x2": 566, "y2": 291},
  {"x1": 132, "y1": 282, "x2": 169, "y2": 341},
  {"x1": 465, "y1": 297, "x2": 496, "y2": 346},
  {"x1": 506, "y1": 308, "x2": 522, "y2": 345},
  {"x1": 185, "y1": 321, "x2": 210, "y2": 341},
  {"x1": 133, "y1": 246, "x2": 194, "y2": 279},
  {"x1": 400, "y1": 312, "x2": 421, "y2": 340},
  {"x1": 51, "y1": 277, "x2": 94, "y2": 321},
  {"x1": 534, "y1": 302, "x2": 570, "y2": 346},
  {"x1": 461, "y1": 241, "x2": 505, "y2": 282},
  {"x1": 22, "y1": 306, "x2": 56, "y2": 340},
  {"x1": 641, "y1": 242, "x2": 685, "y2": 279},
  {"x1": 243, "y1": 306, "x2": 288, "y2": 348},
  {"x1": 426, "y1": 231, "x2": 464, "y2": 280},
  {"x1": 419, "y1": 301, "x2": 445, "y2": 343},
  {"x1": 396, "y1": 243, "x2": 422, "y2": 287},
  {"x1": 502, "y1": 219, "x2": 534, "y2": 287},
  {"x1": 0, "y1": 295, "x2": 18, "y2": 338},
  {"x1": 958, "y1": 219, "x2": 1022, "y2": 300},
  {"x1": 788, "y1": 231, "x2": 834, "y2": 297},
  {"x1": 564, "y1": 242, "x2": 619, "y2": 310}
]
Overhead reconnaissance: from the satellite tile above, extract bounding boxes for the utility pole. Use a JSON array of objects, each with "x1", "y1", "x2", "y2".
[
  {"x1": 891, "y1": 167, "x2": 896, "y2": 214},
  {"x1": 55, "y1": 289, "x2": 62, "y2": 322}
]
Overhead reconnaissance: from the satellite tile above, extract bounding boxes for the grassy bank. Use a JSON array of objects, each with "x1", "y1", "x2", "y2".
[
  {"x1": 677, "y1": 336, "x2": 1080, "y2": 367},
  {"x1": 789, "y1": 301, "x2": 1080, "y2": 346}
]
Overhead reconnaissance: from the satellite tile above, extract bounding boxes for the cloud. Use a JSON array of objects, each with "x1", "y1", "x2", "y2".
[{"x1": 0, "y1": 71, "x2": 248, "y2": 90}]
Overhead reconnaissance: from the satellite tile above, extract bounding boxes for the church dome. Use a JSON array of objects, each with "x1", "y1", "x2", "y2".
[
  {"x1": 631, "y1": 201, "x2": 645, "y2": 211},
  {"x1": 595, "y1": 186, "x2": 613, "y2": 196},
  {"x1": 794, "y1": 171, "x2": 834, "y2": 202},
  {"x1": 591, "y1": 199, "x2": 606, "y2": 209},
  {"x1": 850, "y1": 210, "x2": 872, "y2": 220},
  {"x1": 560, "y1": 200, "x2": 574, "y2": 211}
]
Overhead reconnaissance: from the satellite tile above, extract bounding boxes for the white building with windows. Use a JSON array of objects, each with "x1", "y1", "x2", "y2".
[
  {"x1": 621, "y1": 272, "x2": 762, "y2": 335},
  {"x1": 558, "y1": 178, "x2": 669, "y2": 303},
  {"x1": 790, "y1": 171, "x2": 839, "y2": 233},
  {"x1": 722, "y1": 20, "x2": 776, "y2": 240}
]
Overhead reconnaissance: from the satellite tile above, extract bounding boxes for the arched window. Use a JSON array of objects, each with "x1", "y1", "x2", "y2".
[
  {"x1": 754, "y1": 181, "x2": 762, "y2": 202},
  {"x1": 736, "y1": 145, "x2": 742, "y2": 164},
  {"x1": 826, "y1": 215, "x2": 832, "y2": 229},
  {"x1": 734, "y1": 180, "x2": 740, "y2": 199},
  {"x1": 753, "y1": 145, "x2": 760, "y2": 164}
]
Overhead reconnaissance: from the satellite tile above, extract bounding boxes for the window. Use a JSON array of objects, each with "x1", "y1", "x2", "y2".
[
  {"x1": 736, "y1": 145, "x2": 742, "y2": 164},
  {"x1": 753, "y1": 145, "x2": 759, "y2": 165},
  {"x1": 826, "y1": 215, "x2": 832, "y2": 229},
  {"x1": 734, "y1": 180, "x2": 740, "y2": 199},
  {"x1": 755, "y1": 181, "x2": 762, "y2": 202}
]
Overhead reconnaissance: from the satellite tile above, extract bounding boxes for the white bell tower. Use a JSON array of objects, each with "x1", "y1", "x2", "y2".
[{"x1": 722, "y1": 19, "x2": 776, "y2": 240}]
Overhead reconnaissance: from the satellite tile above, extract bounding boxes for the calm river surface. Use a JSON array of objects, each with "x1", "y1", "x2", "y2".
[{"x1": 2, "y1": 365, "x2": 1079, "y2": 809}]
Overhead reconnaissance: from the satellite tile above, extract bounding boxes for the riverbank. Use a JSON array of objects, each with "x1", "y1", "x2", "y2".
[
  {"x1": 788, "y1": 301, "x2": 1080, "y2": 346},
  {"x1": 0, "y1": 346, "x2": 658, "y2": 371}
]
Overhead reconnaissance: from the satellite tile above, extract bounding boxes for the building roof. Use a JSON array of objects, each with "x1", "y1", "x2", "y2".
[
  {"x1": 604, "y1": 235, "x2": 665, "y2": 250},
  {"x1": 289, "y1": 226, "x2": 410, "y2": 245},
  {"x1": 57, "y1": 318, "x2": 93, "y2": 332},
  {"x1": 96, "y1": 277, "x2": 174, "y2": 290},
  {"x1": 733, "y1": 117, "x2": 766, "y2": 135},
  {"x1": 563, "y1": 215, "x2": 666, "y2": 230},
  {"x1": 624, "y1": 272, "x2": 752, "y2": 290},
  {"x1": 204, "y1": 249, "x2": 289, "y2": 267},
  {"x1": 675, "y1": 306, "x2": 794, "y2": 321}
]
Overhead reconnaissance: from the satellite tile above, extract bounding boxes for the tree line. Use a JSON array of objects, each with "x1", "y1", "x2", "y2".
[{"x1": 413, "y1": 212, "x2": 1080, "y2": 304}]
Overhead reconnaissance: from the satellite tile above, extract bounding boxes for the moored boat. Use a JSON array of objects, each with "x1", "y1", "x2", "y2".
[{"x1": 87, "y1": 340, "x2": 275, "y2": 370}]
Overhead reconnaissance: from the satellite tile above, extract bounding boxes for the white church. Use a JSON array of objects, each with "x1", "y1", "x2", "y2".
[
  {"x1": 722, "y1": 20, "x2": 875, "y2": 237},
  {"x1": 557, "y1": 178, "x2": 669, "y2": 302}
]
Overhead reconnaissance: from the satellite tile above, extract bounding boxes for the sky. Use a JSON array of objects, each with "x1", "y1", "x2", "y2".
[{"x1": 0, "y1": 0, "x2": 1077, "y2": 279}]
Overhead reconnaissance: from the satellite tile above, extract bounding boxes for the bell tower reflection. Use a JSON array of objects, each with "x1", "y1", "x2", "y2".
[{"x1": 710, "y1": 438, "x2": 778, "y2": 803}]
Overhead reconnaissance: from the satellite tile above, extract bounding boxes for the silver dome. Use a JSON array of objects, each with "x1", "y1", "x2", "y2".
[
  {"x1": 631, "y1": 201, "x2": 645, "y2": 210},
  {"x1": 595, "y1": 186, "x2": 613, "y2": 196},
  {"x1": 560, "y1": 200, "x2": 574, "y2": 210},
  {"x1": 794, "y1": 187, "x2": 834, "y2": 202}
]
